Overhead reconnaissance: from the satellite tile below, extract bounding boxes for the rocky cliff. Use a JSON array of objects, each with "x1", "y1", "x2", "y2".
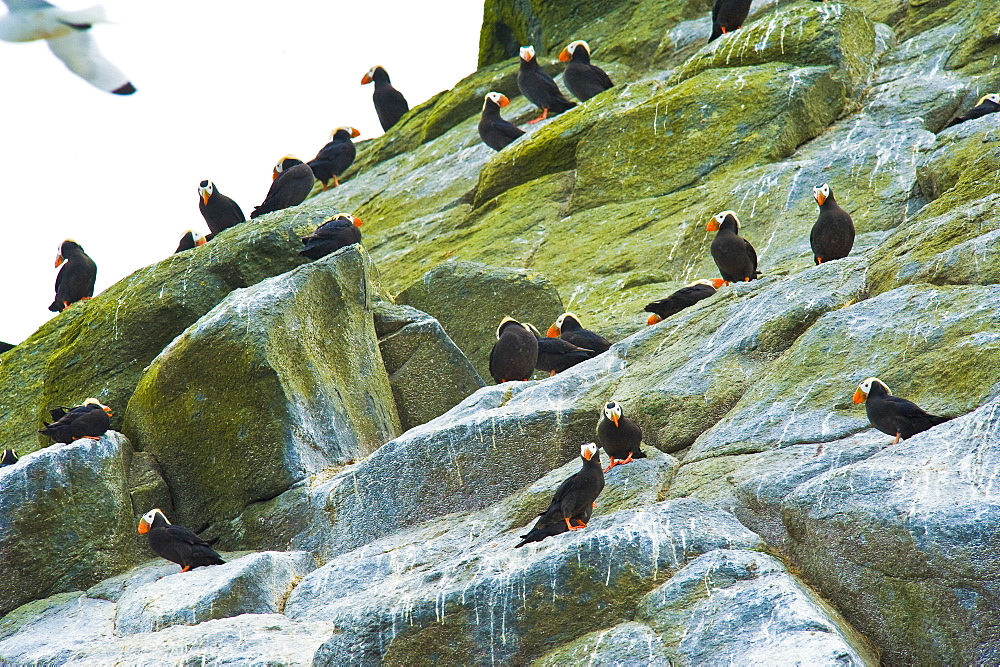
[{"x1": 2, "y1": 0, "x2": 999, "y2": 663}]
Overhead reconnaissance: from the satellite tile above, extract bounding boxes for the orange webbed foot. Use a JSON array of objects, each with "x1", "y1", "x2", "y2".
[
  {"x1": 603, "y1": 457, "x2": 619, "y2": 473},
  {"x1": 528, "y1": 109, "x2": 549, "y2": 124},
  {"x1": 333, "y1": 175, "x2": 341, "y2": 187},
  {"x1": 565, "y1": 517, "x2": 586, "y2": 531},
  {"x1": 892, "y1": 433, "x2": 901, "y2": 445},
  {"x1": 180, "y1": 565, "x2": 191, "y2": 573}
]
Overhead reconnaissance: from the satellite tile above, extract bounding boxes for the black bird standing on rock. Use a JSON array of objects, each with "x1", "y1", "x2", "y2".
[
  {"x1": 515, "y1": 443, "x2": 605, "y2": 547},
  {"x1": 709, "y1": 0, "x2": 754, "y2": 42},
  {"x1": 546, "y1": 312, "x2": 611, "y2": 354},
  {"x1": 308, "y1": 126, "x2": 360, "y2": 189},
  {"x1": 596, "y1": 401, "x2": 646, "y2": 472},
  {"x1": 0, "y1": 449, "x2": 19, "y2": 467},
  {"x1": 478, "y1": 92, "x2": 524, "y2": 151},
  {"x1": 299, "y1": 214, "x2": 363, "y2": 260},
  {"x1": 707, "y1": 210, "x2": 759, "y2": 285},
  {"x1": 645, "y1": 279, "x2": 723, "y2": 325},
  {"x1": 138, "y1": 508, "x2": 225, "y2": 572},
  {"x1": 517, "y1": 45, "x2": 575, "y2": 124},
  {"x1": 49, "y1": 239, "x2": 96, "y2": 312},
  {"x1": 39, "y1": 399, "x2": 112, "y2": 443},
  {"x1": 853, "y1": 377, "x2": 953, "y2": 444},
  {"x1": 197, "y1": 180, "x2": 245, "y2": 235},
  {"x1": 524, "y1": 323, "x2": 596, "y2": 375},
  {"x1": 558, "y1": 40, "x2": 613, "y2": 102},
  {"x1": 250, "y1": 156, "x2": 314, "y2": 219},
  {"x1": 810, "y1": 183, "x2": 855, "y2": 264},
  {"x1": 175, "y1": 230, "x2": 207, "y2": 254},
  {"x1": 489, "y1": 317, "x2": 538, "y2": 383},
  {"x1": 362, "y1": 66, "x2": 409, "y2": 132},
  {"x1": 944, "y1": 94, "x2": 1000, "y2": 128}
]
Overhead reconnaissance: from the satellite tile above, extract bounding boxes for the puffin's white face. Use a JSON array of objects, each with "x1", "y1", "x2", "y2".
[
  {"x1": 332, "y1": 126, "x2": 360, "y2": 139},
  {"x1": 519, "y1": 45, "x2": 535, "y2": 61},
  {"x1": 556, "y1": 312, "x2": 578, "y2": 328},
  {"x1": 813, "y1": 183, "x2": 830, "y2": 206},
  {"x1": 484, "y1": 91, "x2": 509, "y2": 110},
  {"x1": 137, "y1": 507, "x2": 169, "y2": 534},
  {"x1": 687, "y1": 279, "x2": 717, "y2": 288},
  {"x1": 978, "y1": 93, "x2": 1000, "y2": 105},
  {"x1": 603, "y1": 400, "x2": 622, "y2": 425},
  {"x1": 857, "y1": 377, "x2": 889, "y2": 395},
  {"x1": 710, "y1": 210, "x2": 739, "y2": 233},
  {"x1": 198, "y1": 180, "x2": 214, "y2": 199},
  {"x1": 581, "y1": 442, "x2": 599, "y2": 460},
  {"x1": 567, "y1": 40, "x2": 590, "y2": 56},
  {"x1": 366, "y1": 66, "x2": 378, "y2": 79}
]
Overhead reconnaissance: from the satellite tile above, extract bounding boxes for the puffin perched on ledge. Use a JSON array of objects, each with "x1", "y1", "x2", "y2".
[
  {"x1": 515, "y1": 443, "x2": 605, "y2": 547},
  {"x1": 478, "y1": 92, "x2": 524, "y2": 151},
  {"x1": 853, "y1": 377, "x2": 953, "y2": 444},
  {"x1": 362, "y1": 66, "x2": 409, "y2": 132},
  {"x1": 489, "y1": 317, "x2": 538, "y2": 383},
  {"x1": 810, "y1": 183, "x2": 855, "y2": 264},
  {"x1": 49, "y1": 240, "x2": 97, "y2": 312},
  {"x1": 645, "y1": 279, "x2": 723, "y2": 325},
  {"x1": 944, "y1": 93, "x2": 1000, "y2": 128},
  {"x1": 546, "y1": 313, "x2": 611, "y2": 354},
  {"x1": 517, "y1": 45, "x2": 575, "y2": 124},
  {"x1": 175, "y1": 230, "x2": 207, "y2": 254},
  {"x1": 308, "y1": 127, "x2": 361, "y2": 189},
  {"x1": 596, "y1": 401, "x2": 646, "y2": 472},
  {"x1": 39, "y1": 399, "x2": 112, "y2": 443},
  {"x1": 707, "y1": 210, "x2": 759, "y2": 285},
  {"x1": 197, "y1": 180, "x2": 245, "y2": 235},
  {"x1": 138, "y1": 508, "x2": 225, "y2": 572},
  {"x1": 709, "y1": 0, "x2": 753, "y2": 42},
  {"x1": 299, "y1": 214, "x2": 363, "y2": 260},
  {"x1": 525, "y1": 323, "x2": 596, "y2": 375},
  {"x1": 558, "y1": 40, "x2": 613, "y2": 102},
  {"x1": 250, "y1": 156, "x2": 314, "y2": 219}
]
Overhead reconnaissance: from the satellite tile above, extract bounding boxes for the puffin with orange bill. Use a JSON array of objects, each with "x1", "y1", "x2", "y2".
[
  {"x1": 361, "y1": 66, "x2": 409, "y2": 132},
  {"x1": 517, "y1": 45, "x2": 575, "y2": 124},
  {"x1": 250, "y1": 156, "x2": 314, "y2": 219},
  {"x1": 138, "y1": 508, "x2": 225, "y2": 572},
  {"x1": 39, "y1": 398, "x2": 112, "y2": 443},
  {"x1": 308, "y1": 126, "x2": 360, "y2": 189},
  {"x1": 944, "y1": 93, "x2": 1000, "y2": 128},
  {"x1": 707, "y1": 210, "x2": 759, "y2": 285},
  {"x1": 645, "y1": 279, "x2": 723, "y2": 325},
  {"x1": 524, "y1": 323, "x2": 596, "y2": 375},
  {"x1": 478, "y1": 91, "x2": 524, "y2": 151},
  {"x1": 558, "y1": 40, "x2": 613, "y2": 102},
  {"x1": 810, "y1": 183, "x2": 854, "y2": 264},
  {"x1": 489, "y1": 317, "x2": 538, "y2": 384},
  {"x1": 197, "y1": 180, "x2": 244, "y2": 235},
  {"x1": 853, "y1": 377, "x2": 953, "y2": 444},
  {"x1": 174, "y1": 230, "x2": 207, "y2": 254},
  {"x1": 515, "y1": 443, "x2": 604, "y2": 548},
  {"x1": 709, "y1": 0, "x2": 753, "y2": 42},
  {"x1": 596, "y1": 400, "x2": 645, "y2": 472},
  {"x1": 547, "y1": 312, "x2": 610, "y2": 354},
  {"x1": 49, "y1": 239, "x2": 96, "y2": 312},
  {"x1": 299, "y1": 214, "x2": 363, "y2": 260}
]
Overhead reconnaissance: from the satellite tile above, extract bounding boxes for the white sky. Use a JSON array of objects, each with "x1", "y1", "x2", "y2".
[{"x1": 0, "y1": 0, "x2": 483, "y2": 344}]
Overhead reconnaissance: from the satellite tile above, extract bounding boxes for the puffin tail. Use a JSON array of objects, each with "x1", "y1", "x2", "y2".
[
  {"x1": 708, "y1": 25, "x2": 722, "y2": 42},
  {"x1": 48, "y1": 300, "x2": 63, "y2": 313},
  {"x1": 515, "y1": 529, "x2": 543, "y2": 548},
  {"x1": 931, "y1": 415, "x2": 954, "y2": 427},
  {"x1": 633, "y1": 448, "x2": 648, "y2": 459}
]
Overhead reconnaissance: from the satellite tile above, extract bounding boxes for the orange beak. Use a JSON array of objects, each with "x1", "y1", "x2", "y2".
[
  {"x1": 103, "y1": 406, "x2": 114, "y2": 417},
  {"x1": 361, "y1": 74, "x2": 373, "y2": 85},
  {"x1": 201, "y1": 192, "x2": 210, "y2": 206},
  {"x1": 647, "y1": 314, "x2": 662, "y2": 326},
  {"x1": 195, "y1": 236, "x2": 207, "y2": 247},
  {"x1": 710, "y1": 278, "x2": 726, "y2": 289},
  {"x1": 558, "y1": 48, "x2": 571, "y2": 62},
  {"x1": 498, "y1": 94, "x2": 510, "y2": 108},
  {"x1": 54, "y1": 254, "x2": 65, "y2": 268},
  {"x1": 137, "y1": 518, "x2": 150, "y2": 534},
  {"x1": 582, "y1": 448, "x2": 593, "y2": 461},
  {"x1": 546, "y1": 325, "x2": 560, "y2": 338},
  {"x1": 815, "y1": 191, "x2": 826, "y2": 206},
  {"x1": 352, "y1": 216, "x2": 363, "y2": 227},
  {"x1": 610, "y1": 413, "x2": 619, "y2": 427},
  {"x1": 706, "y1": 219, "x2": 720, "y2": 232},
  {"x1": 272, "y1": 168, "x2": 280, "y2": 181},
  {"x1": 852, "y1": 388, "x2": 867, "y2": 404},
  {"x1": 350, "y1": 127, "x2": 361, "y2": 138}
]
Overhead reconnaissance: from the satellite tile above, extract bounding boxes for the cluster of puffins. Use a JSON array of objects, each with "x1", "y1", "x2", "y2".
[{"x1": 11, "y1": 0, "x2": 992, "y2": 567}]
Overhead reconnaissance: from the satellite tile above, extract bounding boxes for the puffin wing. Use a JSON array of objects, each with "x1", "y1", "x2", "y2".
[
  {"x1": 494, "y1": 118, "x2": 525, "y2": 141},
  {"x1": 883, "y1": 395, "x2": 936, "y2": 420},
  {"x1": 743, "y1": 237, "x2": 759, "y2": 275},
  {"x1": 165, "y1": 524, "x2": 213, "y2": 547},
  {"x1": 47, "y1": 30, "x2": 135, "y2": 95},
  {"x1": 589, "y1": 64, "x2": 614, "y2": 89}
]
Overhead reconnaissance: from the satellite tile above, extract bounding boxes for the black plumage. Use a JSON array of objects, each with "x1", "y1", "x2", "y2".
[
  {"x1": 810, "y1": 183, "x2": 855, "y2": 264},
  {"x1": 49, "y1": 240, "x2": 97, "y2": 312},
  {"x1": 525, "y1": 323, "x2": 597, "y2": 375},
  {"x1": 709, "y1": 0, "x2": 754, "y2": 42},
  {"x1": 250, "y1": 157, "x2": 314, "y2": 219},
  {"x1": 546, "y1": 312, "x2": 611, "y2": 354},
  {"x1": 558, "y1": 40, "x2": 613, "y2": 102},
  {"x1": 308, "y1": 127, "x2": 360, "y2": 189},
  {"x1": 596, "y1": 401, "x2": 646, "y2": 472},
  {"x1": 39, "y1": 399, "x2": 112, "y2": 443},
  {"x1": 362, "y1": 66, "x2": 409, "y2": 132},
  {"x1": 707, "y1": 211, "x2": 759, "y2": 285},
  {"x1": 478, "y1": 92, "x2": 525, "y2": 151},
  {"x1": 945, "y1": 94, "x2": 1000, "y2": 128},
  {"x1": 138, "y1": 508, "x2": 225, "y2": 572},
  {"x1": 517, "y1": 45, "x2": 575, "y2": 124},
  {"x1": 515, "y1": 443, "x2": 605, "y2": 547},
  {"x1": 175, "y1": 230, "x2": 206, "y2": 254},
  {"x1": 197, "y1": 180, "x2": 245, "y2": 235},
  {"x1": 299, "y1": 214, "x2": 363, "y2": 260},
  {"x1": 0, "y1": 342, "x2": 14, "y2": 354},
  {"x1": 853, "y1": 378, "x2": 953, "y2": 444},
  {"x1": 0, "y1": 449, "x2": 18, "y2": 467},
  {"x1": 645, "y1": 279, "x2": 720, "y2": 325},
  {"x1": 489, "y1": 317, "x2": 539, "y2": 383}
]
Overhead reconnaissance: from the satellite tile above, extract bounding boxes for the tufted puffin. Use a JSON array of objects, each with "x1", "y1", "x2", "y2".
[
  {"x1": 558, "y1": 40, "x2": 613, "y2": 102},
  {"x1": 489, "y1": 317, "x2": 539, "y2": 383},
  {"x1": 299, "y1": 214, "x2": 363, "y2": 260},
  {"x1": 197, "y1": 180, "x2": 245, "y2": 235},
  {"x1": 517, "y1": 45, "x2": 575, "y2": 124},
  {"x1": 596, "y1": 400, "x2": 646, "y2": 472},
  {"x1": 645, "y1": 279, "x2": 724, "y2": 325},
  {"x1": 709, "y1": 0, "x2": 753, "y2": 42},
  {"x1": 175, "y1": 230, "x2": 207, "y2": 254},
  {"x1": 308, "y1": 126, "x2": 360, "y2": 189},
  {"x1": 361, "y1": 66, "x2": 409, "y2": 132},
  {"x1": 250, "y1": 156, "x2": 314, "y2": 219},
  {"x1": 546, "y1": 312, "x2": 611, "y2": 354},
  {"x1": 853, "y1": 377, "x2": 952, "y2": 444},
  {"x1": 707, "y1": 211, "x2": 759, "y2": 285},
  {"x1": 0, "y1": 449, "x2": 18, "y2": 467},
  {"x1": 524, "y1": 323, "x2": 596, "y2": 375},
  {"x1": 49, "y1": 240, "x2": 97, "y2": 312},
  {"x1": 478, "y1": 92, "x2": 524, "y2": 151},
  {"x1": 810, "y1": 183, "x2": 855, "y2": 264},
  {"x1": 515, "y1": 443, "x2": 605, "y2": 547},
  {"x1": 945, "y1": 93, "x2": 1000, "y2": 128},
  {"x1": 39, "y1": 398, "x2": 112, "y2": 443},
  {"x1": 138, "y1": 508, "x2": 225, "y2": 572}
]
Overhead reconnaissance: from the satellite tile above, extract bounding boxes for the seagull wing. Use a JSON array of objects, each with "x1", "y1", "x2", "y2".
[
  {"x1": 2, "y1": 0, "x2": 56, "y2": 11},
  {"x1": 47, "y1": 29, "x2": 134, "y2": 94}
]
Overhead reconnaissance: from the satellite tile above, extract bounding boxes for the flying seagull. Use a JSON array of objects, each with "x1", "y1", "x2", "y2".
[{"x1": 0, "y1": 0, "x2": 135, "y2": 95}]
